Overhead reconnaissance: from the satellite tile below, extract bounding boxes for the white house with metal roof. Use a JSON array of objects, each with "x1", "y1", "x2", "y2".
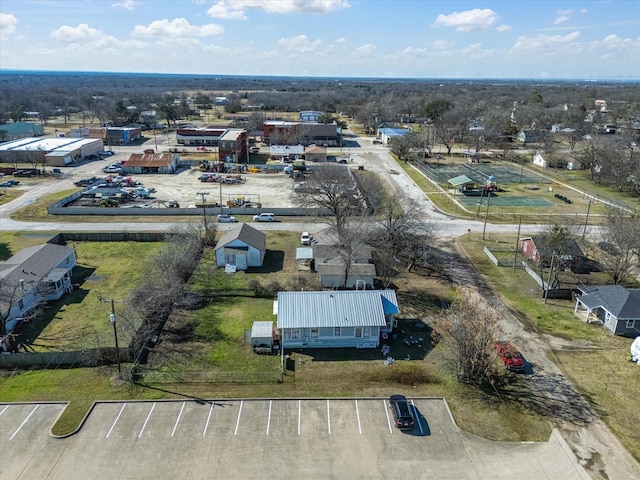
[{"x1": 276, "y1": 290, "x2": 399, "y2": 349}]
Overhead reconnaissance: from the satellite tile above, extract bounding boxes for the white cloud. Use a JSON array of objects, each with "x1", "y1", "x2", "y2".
[
  {"x1": 278, "y1": 34, "x2": 322, "y2": 52},
  {"x1": 354, "y1": 43, "x2": 375, "y2": 55},
  {"x1": 496, "y1": 24, "x2": 512, "y2": 32},
  {"x1": 554, "y1": 16, "x2": 570, "y2": 25},
  {"x1": 598, "y1": 34, "x2": 637, "y2": 50},
  {"x1": 433, "y1": 40, "x2": 453, "y2": 50},
  {"x1": 207, "y1": 3, "x2": 247, "y2": 20},
  {"x1": 557, "y1": 9, "x2": 573, "y2": 16},
  {"x1": 512, "y1": 31, "x2": 581, "y2": 51},
  {"x1": 336, "y1": 37, "x2": 347, "y2": 43},
  {"x1": 51, "y1": 23, "x2": 104, "y2": 43},
  {"x1": 435, "y1": 9, "x2": 499, "y2": 32},
  {"x1": 207, "y1": 0, "x2": 350, "y2": 19},
  {"x1": 0, "y1": 13, "x2": 18, "y2": 36},
  {"x1": 112, "y1": 0, "x2": 137, "y2": 10},
  {"x1": 133, "y1": 18, "x2": 223, "y2": 38},
  {"x1": 460, "y1": 43, "x2": 495, "y2": 59}
]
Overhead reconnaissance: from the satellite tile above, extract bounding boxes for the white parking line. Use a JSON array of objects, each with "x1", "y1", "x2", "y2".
[
  {"x1": 9, "y1": 405, "x2": 39, "y2": 441},
  {"x1": 355, "y1": 400, "x2": 362, "y2": 434},
  {"x1": 106, "y1": 403, "x2": 126, "y2": 438},
  {"x1": 383, "y1": 399, "x2": 393, "y2": 434},
  {"x1": 0, "y1": 405, "x2": 9, "y2": 416},
  {"x1": 203, "y1": 403, "x2": 213, "y2": 437},
  {"x1": 327, "y1": 400, "x2": 331, "y2": 435},
  {"x1": 266, "y1": 400, "x2": 272, "y2": 436},
  {"x1": 298, "y1": 400, "x2": 301, "y2": 435},
  {"x1": 171, "y1": 402, "x2": 185, "y2": 437},
  {"x1": 234, "y1": 400, "x2": 243, "y2": 436},
  {"x1": 138, "y1": 402, "x2": 156, "y2": 438},
  {"x1": 411, "y1": 399, "x2": 423, "y2": 435}
]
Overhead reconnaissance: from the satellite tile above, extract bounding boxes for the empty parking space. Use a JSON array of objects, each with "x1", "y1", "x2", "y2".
[{"x1": 0, "y1": 398, "x2": 589, "y2": 480}]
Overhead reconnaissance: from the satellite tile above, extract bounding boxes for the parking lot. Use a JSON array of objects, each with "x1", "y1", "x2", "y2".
[{"x1": 1, "y1": 398, "x2": 588, "y2": 479}]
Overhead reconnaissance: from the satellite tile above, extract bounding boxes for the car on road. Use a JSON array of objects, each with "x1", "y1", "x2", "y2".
[
  {"x1": 253, "y1": 213, "x2": 276, "y2": 222},
  {"x1": 300, "y1": 232, "x2": 311, "y2": 245},
  {"x1": 389, "y1": 394, "x2": 415, "y2": 430},
  {"x1": 217, "y1": 214, "x2": 238, "y2": 223},
  {"x1": 494, "y1": 341, "x2": 525, "y2": 372},
  {"x1": 74, "y1": 177, "x2": 99, "y2": 187}
]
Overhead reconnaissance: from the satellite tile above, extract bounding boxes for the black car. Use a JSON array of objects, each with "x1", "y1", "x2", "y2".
[
  {"x1": 74, "y1": 177, "x2": 99, "y2": 187},
  {"x1": 389, "y1": 394, "x2": 415, "y2": 430}
]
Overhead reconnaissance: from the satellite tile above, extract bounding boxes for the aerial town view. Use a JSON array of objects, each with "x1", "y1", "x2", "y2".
[{"x1": 1, "y1": 1, "x2": 639, "y2": 479}]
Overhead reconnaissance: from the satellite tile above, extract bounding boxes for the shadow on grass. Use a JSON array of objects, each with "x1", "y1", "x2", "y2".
[
  {"x1": 249, "y1": 250, "x2": 284, "y2": 273},
  {"x1": 16, "y1": 266, "x2": 95, "y2": 346},
  {"x1": 0, "y1": 241, "x2": 13, "y2": 261}
]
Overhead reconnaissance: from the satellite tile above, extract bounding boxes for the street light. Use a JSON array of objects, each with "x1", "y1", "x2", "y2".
[{"x1": 98, "y1": 296, "x2": 123, "y2": 376}]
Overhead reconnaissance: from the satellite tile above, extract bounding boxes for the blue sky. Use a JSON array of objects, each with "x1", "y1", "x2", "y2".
[{"x1": 1, "y1": 0, "x2": 639, "y2": 79}]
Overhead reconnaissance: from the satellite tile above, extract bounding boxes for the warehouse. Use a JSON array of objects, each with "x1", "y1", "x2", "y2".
[{"x1": 0, "y1": 137, "x2": 103, "y2": 166}]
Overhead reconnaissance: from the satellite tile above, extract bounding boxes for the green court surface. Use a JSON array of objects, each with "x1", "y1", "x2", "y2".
[
  {"x1": 458, "y1": 195, "x2": 553, "y2": 207},
  {"x1": 416, "y1": 161, "x2": 550, "y2": 185}
]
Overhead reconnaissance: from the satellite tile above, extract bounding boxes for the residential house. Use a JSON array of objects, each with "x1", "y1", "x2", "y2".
[
  {"x1": 121, "y1": 153, "x2": 179, "y2": 174},
  {"x1": 0, "y1": 244, "x2": 76, "y2": 333},
  {"x1": 312, "y1": 244, "x2": 375, "y2": 288},
  {"x1": 520, "y1": 236, "x2": 585, "y2": 272},
  {"x1": 574, "y1": 285, "x2": 640, "y2": 337},
  {"x1": 533, "y1": 153, "x2": 548, "y2": 168},
  {"x1": 516, "y1": 130, "x2": 551, "y2": 144},
  {"x1": 276, "y1": 289, "x2": 399, "y2": 349},
  {"x1": 215, "y1": 224, "x2": 266, "y2": 271}
]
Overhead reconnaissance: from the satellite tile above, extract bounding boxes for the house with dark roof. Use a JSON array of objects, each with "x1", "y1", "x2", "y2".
[
  {"x1": 214, "y1": 224, "x2": 266, "y2": 271},
  {"x1": 574, "y1": 285, "x2": 640, "y2": 337},
  {"x1": 0, "y1": 244, "x2": 76, "y2": 333},
  {"x1": 276, "y1": 290, "x2": 399, "y2": 349},
  {"x1": 121, "y1": 153, "x2": 179, "y2": 174},
  {"x1": 520, "y1": 236, "x2": 585, "y2": 272}
]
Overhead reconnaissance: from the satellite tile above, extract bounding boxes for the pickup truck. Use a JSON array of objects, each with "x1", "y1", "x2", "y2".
[{"x1": 494, "y1": 341, "x2": 525, "y2": 372}]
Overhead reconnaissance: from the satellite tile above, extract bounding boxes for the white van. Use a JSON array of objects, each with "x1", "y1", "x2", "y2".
[{"x1": 253, "y1": 213, "x2": 276, "y2": 222}]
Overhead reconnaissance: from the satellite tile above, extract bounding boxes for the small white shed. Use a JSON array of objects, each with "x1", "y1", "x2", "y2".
[{"x1": 251, "y1": 321, "x2": 274, "y2": 353}]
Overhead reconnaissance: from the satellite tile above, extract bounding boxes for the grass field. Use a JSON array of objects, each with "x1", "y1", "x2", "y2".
[{"x1": 458, "y1": 233, "x2": 640, "y2": 461}]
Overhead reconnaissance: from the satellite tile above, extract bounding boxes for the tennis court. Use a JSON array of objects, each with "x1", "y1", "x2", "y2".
[
  {"x1": 415, "y1": 161, "x2": 550, "y2": 185},
  {"x1": 458, "y1": 195, "x2": 553, "y2": 207}
]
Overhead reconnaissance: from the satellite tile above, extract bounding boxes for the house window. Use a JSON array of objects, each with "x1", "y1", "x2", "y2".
[
  {"x1": 311, "y1": 328, "x2": 318, "y2": 338},
  {"x1": 626, "y1": 320, "x2": 635, "y2": 329},
  {"x1": 355, "y1": 327, "x2": 362, "y2": 338},
  {"x1": 334, "y1": 327, "x2": 341, "y2": 336},
  {"x1": 363, "y1": 327, "x2": 370, "y2": 338},
  {"x1": 291, "y1": 328, "x2": 300, "y2": 339},
  {"x1": 284, "y1": 330, "x2": 291, "y2": 340}
]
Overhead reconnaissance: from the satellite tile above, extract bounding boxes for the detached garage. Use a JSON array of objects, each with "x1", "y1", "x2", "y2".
[{"x1": 121, "y1": 153, "x2": 179, "y2": 174}]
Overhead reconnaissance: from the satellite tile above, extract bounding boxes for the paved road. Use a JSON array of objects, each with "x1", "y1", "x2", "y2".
[{"x1": 0, "y1": 398, "x2": 589, "y2": 480}]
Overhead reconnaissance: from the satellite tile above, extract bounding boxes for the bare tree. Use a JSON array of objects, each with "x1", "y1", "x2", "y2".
[
  {"x1": 435, "y1": 288, "x2": 502, "y2": 386},
  {"x1": 295, "y1": 165, "x2": 365, "y2": 235},
  {"x1": 599, "y1": 212, "x2": 640, "y2": 284}
]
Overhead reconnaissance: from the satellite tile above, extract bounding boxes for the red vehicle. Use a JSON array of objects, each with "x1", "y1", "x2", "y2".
[{"x1": 494, "y1": 341, "x2": 525, "y2": 372}]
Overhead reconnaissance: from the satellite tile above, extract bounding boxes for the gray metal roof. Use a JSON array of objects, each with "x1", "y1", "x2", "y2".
[
  {"x1": 296, "y1": 247, "x2": 313, "y2": 260},
  {"x1": 277, "y1": 290, "x2": 398, "y2": 329},
  {"x1": 578, "y1": 285, "x2": 640, "y2": 319},
  {"x1": 251, "y1": 321, "x2": 273, "y2": 338},
  {"x1": 215, "y1": 223, "x2": 266, "y2": 252}
]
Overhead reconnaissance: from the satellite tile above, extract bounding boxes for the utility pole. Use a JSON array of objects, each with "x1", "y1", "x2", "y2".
[
  {"x1": 582, "y1": 197, "x2": 593, "y2": 241},
  {"x1": 513, "y1": 215, "x2": 522, "y2": 270},
  {"x1": 482, "y1": 192, "x2": 492, "y2": 240},
  {"x1": 196, "y1": 191, "x2": 209, "y2": 231},
  {"x1": 98, "y1": 295, "x2": 125, "y2": 377}
]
